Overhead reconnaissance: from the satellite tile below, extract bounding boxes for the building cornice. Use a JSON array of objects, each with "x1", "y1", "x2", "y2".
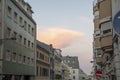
[{"x1": 11, "y1": 0, "x2": 36, "y2": 25}]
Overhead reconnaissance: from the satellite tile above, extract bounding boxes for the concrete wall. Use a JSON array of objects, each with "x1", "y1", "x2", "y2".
[{"x1": 112, "y1": 0, "x2": 120, "y2": 80}]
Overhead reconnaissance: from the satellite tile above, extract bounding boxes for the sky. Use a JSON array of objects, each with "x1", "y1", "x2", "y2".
[{"x1": 27, "y1": 0, "x2": 94, "y2": 75}]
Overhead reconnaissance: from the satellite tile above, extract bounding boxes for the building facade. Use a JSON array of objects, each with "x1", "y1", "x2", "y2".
[
  {"x1": 63, "y1": 56, "x2": 80, "y2": 80},
  {"x1": 36, "y1": 41, "x2": 54, "y2": 80},
  {"x1": 112, "y1": 0, "x2": 120, "y2": 80},
  {"x1": 79, "y1": 69, "x2": 88, "y2": 80},
  {"x1": 54, "y1": 49, "x2": 62, "y2": 80},
  {"x1": 0, "y1": 0, "x2": 36, "y2": 80},
  {"x1": 93, "y1": 0, "x2": 118, "y2": 80},
  {"x1": 61, "y1": 62, "x2": 70, "y2": 80}
]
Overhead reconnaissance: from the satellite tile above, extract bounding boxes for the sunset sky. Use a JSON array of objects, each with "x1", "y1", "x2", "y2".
[{"x1": 27, "y1": 0, "x2": 94, "y2": 74}]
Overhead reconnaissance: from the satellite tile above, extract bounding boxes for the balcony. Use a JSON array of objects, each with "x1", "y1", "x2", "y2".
[{"x1": 36, "y1": 58, "x2": 50, "y2": 65}]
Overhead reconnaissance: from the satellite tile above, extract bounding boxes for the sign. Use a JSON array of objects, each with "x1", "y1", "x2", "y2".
[
  {"x1": 113, "y1": 11, "x2": 120, "y2": 35},
  {"x1": 95, "y1": 70, "x2": 102, "y2": 78}
]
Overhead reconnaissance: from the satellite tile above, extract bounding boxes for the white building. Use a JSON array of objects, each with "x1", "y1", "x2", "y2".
[
  {"x1": 79, "y1": 69, "x2": 88, "y2": 80},
  {"x1": 0, "y1": 0, "x2": 36, "y2": 80},
  {"x1": 54, "y1": 49, "x2": 62, "y2": 80},
  {"x1": 63, "y1": 56, "x2": 80, "y2": 80},
  {"x1": 61, "y1": 62, "x2": 70, "y2": 80}
]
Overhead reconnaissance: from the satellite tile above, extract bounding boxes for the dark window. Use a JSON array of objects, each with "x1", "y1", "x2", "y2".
[
  {"x1": 24, "y1": 21, "x2": 27, "y2": 30},
  {"x1": 42, "y1": 68, "x2": 49, "y2": 76},
  {"x1": 24, "y1": 38, "x2": 26, "y2": 45},
  {"x1": 103, "y1": 29, "x2": 111, "y2": 34},
  {"x1": 73, "y1": 76, "x2": 75, "y2": 79},
  {"x1": 32, "y1": 28, "x2": 34, "y2": 36},
  {"x1": 19, "y1": 16, "x2": 23, "y2": 24},
  {"x1": 28, "y1": 24, "x2": 31, "y2": 33},
  {"x1": 37, "y1": 51, "x2": 39, "y2": 58},
  {"x1": 106, "y1": 56, "x2": 109, "y2": 61},
  {"x1": 7, "y1": 27, "x2": 11, "y2": 37},
  {"x1": 28, "y1": 40, "x2": 30, "y2": 47},
  {"x1": 14, "y1": 12, "x2": 18, "y2": 20},
  {"x1": 12, "y1": 52, "x2": 17, "y2": 62},
  {"x1": 40, "y1": 67, "x2": 42, "y2": 76},
  {"x1": 18, "y1": 35, "x2": 22, "y2": 43},
  {"x1": 40, "y1": 53, "x2": 44, "y2": 60},
  {"x1": 36, "y1": 66, "x2": 39, "y2": 76},
  {"x1": 8, "y1": 6, "x2": 12, "y2": 16}
]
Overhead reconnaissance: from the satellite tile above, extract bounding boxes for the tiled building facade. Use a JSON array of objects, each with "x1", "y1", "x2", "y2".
[{"x1": 0, "y1": 0, "x2": 36, "y2": 80}]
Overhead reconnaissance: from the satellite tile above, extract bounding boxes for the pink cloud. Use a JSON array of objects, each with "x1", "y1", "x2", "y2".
[{"x1": 37, "y1": 27, "x2": 84, "y2": 48}]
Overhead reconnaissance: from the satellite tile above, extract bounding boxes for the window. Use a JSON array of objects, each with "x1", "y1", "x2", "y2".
[
  {"x1": 103, "y1": 29, "x2": 111, "y2": 34},
  {"x1": 73, "y1": 76, "x2": 75, "y2": 79},
  {"x1": 37, "y1": 51, "x2": 39, "y2": 58},
  {"x1": 42, "y1": 68, "x2": 49, "y2": 76},
  {"x1": 7, "y1": 6, "x2": 12, "y2": 16},
  {"x1": 31, "y1": 43, "x2": 34, "y2": 48},
  {"x1": 96, "y1": 33, "x2": 100, "y2": 36},
  {"x1": 7, "y1": 27, "x2": 11, "y2": 37},
  {"x1": 40, "y1": 53, "x2": 44, "y2": 60},
  {"x1": 32, "y1": 28, "x2": 34, "y2": 36},
  {"x1": 18, "y1": 35, "x2": 22, "y2": 43},
  {"x1": 19, "y1": 16, "x2": 23, "y2": 25},
  {"x1": 24, "y1": 21, "x2": 27, "y2": 30},
  {"x1": 13, "y1": 32, "x2": 17, "y2": 40},
  {"x1": 6, "y1": 49, "x2": 11, "y2": 61},
  {"x1": 36, "y1": 66, "x2": 39, "y2": 76},
  {"x1": 28, "y1": 40, "x2": 30, "y2": 47},
  {"x1": 94, "y1": 11, "x2": 99, "y2": 19},
  {"x1": 12, "y1": 52, "x2": 17, "y2": 62},
  {"x1": 27, "y1": 57, "x2": 30, "y2": 64},
  {"x1": 106, "y1": 56, "x2": 109, "y2": 61},
  {"x1": 24, "y1": 38, "x2": 26, "y2": 45},
  {"x1": 18, "y1": 54, "x2": 22, "y2": 63},
  {"x1": 14, "y1": 12, "x2": 18, "y2": 21},
  {"x1": 73, "y1": 70, "x2": 75, "y2": 74},
  {"x1": 28, "y1": 24, "x2": 31, "y2": 33},
  {"x1": 82, "y1": 77, "x2": 85, "y2": 79},
  {"x1": 40, "y1": 67, "x2": 42, "y2": 76}
]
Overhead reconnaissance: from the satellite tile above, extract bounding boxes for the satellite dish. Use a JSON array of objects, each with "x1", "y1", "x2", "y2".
[{"x1": 113, "y1": 11, "x2": 120, "y2": 35}]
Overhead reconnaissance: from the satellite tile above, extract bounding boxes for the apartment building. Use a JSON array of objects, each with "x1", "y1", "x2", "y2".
[
  {"x1": 93, "y1": 0, "x2": 114, "y2": 80},
  {"x1": 79, "y1": 69, "x2": 88, "y2": 80},
  {"x1": 54, "y1": 49, "x2": 62, "y2": 80},
  {"x1": 0, "y1": 0, "x2": 36, "y2": 80},
  {"x1": 63, "y1": 56, "x2": 80, "y2": 80},
  {"x1": 61, "y1": 62, "x2": 70, "y2": 80},
  {"x1": 36, "y1": 40, "x2": 54, "y2": 80}
]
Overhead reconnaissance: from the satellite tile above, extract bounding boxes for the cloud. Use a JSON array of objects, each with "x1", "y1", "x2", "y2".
[{"x1": 37, "y1": 27, "x2": 84, "y2": 48}]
